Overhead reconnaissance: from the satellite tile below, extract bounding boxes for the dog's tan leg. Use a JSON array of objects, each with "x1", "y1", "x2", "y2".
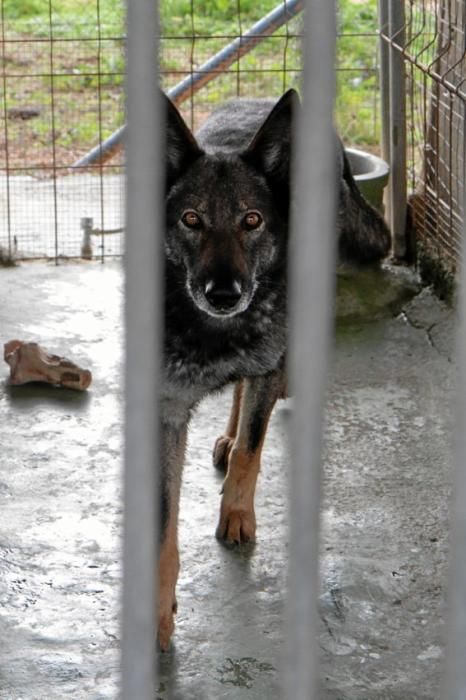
[
  {"x1": 212, "y1": 380, "x2": 244, "y2": 471},
  {"x1": 158, "y1": 491, "x2": 180, "y2": 651},
  {"x1": 158, "y1": 420, "x2": 187, "y2": 651},
  {"x1": 216, "y1": 368, "x2": 285, "y2": 545}
]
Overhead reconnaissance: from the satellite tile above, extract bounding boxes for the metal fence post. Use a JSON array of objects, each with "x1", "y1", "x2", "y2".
[
  {"x1": 378, "y1": 0, "x2": 391, "y2": 165},
  {"x1": 122, "y1": 0, "x2": 162, "y2": 698},
  {"x1": 388, "y1": 0, "x2": 407, "y2": 258},
  {"x1": 378, "y1": 0, "x2": 391, "y2": 224},
  {"x1": 284, "y1": 0, "x2": 336, "y2": 698}
]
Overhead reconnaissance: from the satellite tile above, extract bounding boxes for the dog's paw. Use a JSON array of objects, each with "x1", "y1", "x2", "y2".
[
  {"x1": 216, "y1": 505, "x2": 256, "y2": 545},
  {"x1": 157, "y1": 599, "x2": 177, "y2": 653},
  {"x1": 212, "y1": 435, "x2": 234, "y2": 472}
]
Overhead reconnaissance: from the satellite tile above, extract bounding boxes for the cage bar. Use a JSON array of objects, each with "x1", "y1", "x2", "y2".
[
  {"x1": 284, "y1": 1, "x2": 336, "y2": 698},
  {"x1": 378, "y1": 0, "x2": 390, "y2": 165},
  {"x1": 378, "y1": 0, "x2": 391, "y2": 224},
  {"x1": 388, "y1": 0, "x2": 407, "y2": 258},
  {"x1": 122, "y1": 0, "x2": 162, "y2": 697}
]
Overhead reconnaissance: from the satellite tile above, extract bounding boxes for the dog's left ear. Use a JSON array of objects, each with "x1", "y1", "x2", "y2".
[{"x1": 242, "y1": 88, "x2": 300, "y2": 186}]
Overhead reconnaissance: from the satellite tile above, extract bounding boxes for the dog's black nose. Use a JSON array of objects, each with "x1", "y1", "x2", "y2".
[{"x1": 204, "y1": 279, "x2": 242, "y2": 310}]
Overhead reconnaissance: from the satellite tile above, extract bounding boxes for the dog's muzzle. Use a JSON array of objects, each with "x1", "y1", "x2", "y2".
[
  {"x1": 204, "y1": 278, "x2": 242, "y2": 312},
  {"x1": 187, "y1": 274, "x2": 256, "y2": 318}
]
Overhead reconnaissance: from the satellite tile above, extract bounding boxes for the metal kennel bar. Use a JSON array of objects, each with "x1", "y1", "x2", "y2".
[
  {"x1": 122, "y1": 0, "x2": 162, "y2": 698},
  {"x1": 388, "y1": 0, "x2": 407, "y2": 258},
  {"x1": 378, "y1": 0, "x2": 391, "y2": 221},
  {"x1": 284, "y1": 0, "x2": 336, "y2": 698},
  {"x1": 122, "y1": 0, "x2": 334, "y2": 696}
]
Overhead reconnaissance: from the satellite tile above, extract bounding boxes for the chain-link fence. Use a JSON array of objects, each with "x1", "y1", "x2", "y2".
[
  {"x1": 380, "y1": 0, "x2": 465, "y2": 293},
  {"x1": 0, "y1": 0, "x2": 381, "y2": 262},
  {"x1": 4, "y1": 0, "x2": 461, "y2": 277}
]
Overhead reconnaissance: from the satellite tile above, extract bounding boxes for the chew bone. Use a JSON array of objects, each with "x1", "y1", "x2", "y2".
[{"x1": 4, "y1": 340, "x2": 92, "y2": 391}]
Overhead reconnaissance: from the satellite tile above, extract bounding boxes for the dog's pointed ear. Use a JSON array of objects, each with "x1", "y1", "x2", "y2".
[
  {"x1": 163, "y1": 91, "x2": 203, "y2": 186},
  {"x1": 242, "y1": 89, "x2": 300, "y2": 186}
]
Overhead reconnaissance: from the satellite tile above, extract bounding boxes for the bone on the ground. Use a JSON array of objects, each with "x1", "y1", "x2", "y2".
[{"x1": 4, "y1": 340, "x2": 92, "y2": 390}]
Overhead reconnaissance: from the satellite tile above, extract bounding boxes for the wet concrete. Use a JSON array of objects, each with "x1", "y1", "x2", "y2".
[{"x1": 0, "y1": 261, "x2": 455, "y2": 699}]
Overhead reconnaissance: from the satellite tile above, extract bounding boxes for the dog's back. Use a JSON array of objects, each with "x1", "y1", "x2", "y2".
[
  {"x1": 196, "y1": 99, "x2": 275, "y2": 153},
  {"x1": 195, "y1": 96, "x2": 391, "y2": 265}
]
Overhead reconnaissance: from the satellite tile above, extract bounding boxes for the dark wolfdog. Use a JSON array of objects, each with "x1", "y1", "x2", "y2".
[{"x1": 158, "y1": 88, "x2": 390, "y2": 649}]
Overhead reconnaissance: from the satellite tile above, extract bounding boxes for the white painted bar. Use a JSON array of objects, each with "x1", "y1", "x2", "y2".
[
  {"x1": 122, "y1": 0, "x2": 162, "y2": 698},
  {"x1": 284, "y1": 0, "x2": 337, "y2": 698}
]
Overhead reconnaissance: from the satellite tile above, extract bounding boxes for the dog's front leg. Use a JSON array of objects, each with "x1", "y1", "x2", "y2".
[
  {"x1": 216, "y1": 368, "x2": 286, "y2": 545},
  {"x1": 212, "y1": 379, "x2": 244, "y2": 471},
  {"x1": 158, "y1": 416, "x2": 188, "y2": 651}
]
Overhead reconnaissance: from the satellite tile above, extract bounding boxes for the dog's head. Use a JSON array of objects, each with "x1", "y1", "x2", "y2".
[{"x1": 164, "y1": 90, "x2": 298, "y2": 319}]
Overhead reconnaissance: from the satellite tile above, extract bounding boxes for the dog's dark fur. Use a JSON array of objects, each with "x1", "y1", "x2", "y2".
[{"x1": 157, "y1": 89, "x2": 390, "y2": 649}]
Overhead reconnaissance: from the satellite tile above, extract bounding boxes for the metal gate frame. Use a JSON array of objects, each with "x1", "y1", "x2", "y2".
[{"x1": 123, "y1": 0, "x2": 466, "y2": 697}]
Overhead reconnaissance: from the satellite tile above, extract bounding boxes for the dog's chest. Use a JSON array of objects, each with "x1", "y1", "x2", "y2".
[{"x1": 163, "y1": 306, "x2": 286, "y2": 395}]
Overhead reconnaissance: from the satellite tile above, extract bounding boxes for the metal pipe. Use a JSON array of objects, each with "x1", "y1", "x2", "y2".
[
  {"x1": 122, "y1": 0, "x2": 162, "y2": 697},
  {"x1": 378, "y1": 0, "x2": 391, "y2": 224},
  {"x1": 284, "y1": 1, "x2": 336, "y2": 698},
  {"x1": 442, "y1": 110, "x2": 466, "y2": 700},
  {"x1": 388, "y1": 0, "x2": 407, "y2": 258},
  {"x1": 71, "y1": 0, "x2": 303, "y2": 169}
]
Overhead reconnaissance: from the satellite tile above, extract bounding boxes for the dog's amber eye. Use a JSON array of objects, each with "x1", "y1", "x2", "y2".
[
  {"x1": 243, "y1": 211, "x2": 262, "y2": 230},
  {"x1": 182, "y1": 211, "x2": 202, "y2": 229}
]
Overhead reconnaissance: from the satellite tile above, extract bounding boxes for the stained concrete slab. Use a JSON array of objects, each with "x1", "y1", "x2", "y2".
[{"x1": 0, "y1": 261, "x2": 455, "y2": 699}]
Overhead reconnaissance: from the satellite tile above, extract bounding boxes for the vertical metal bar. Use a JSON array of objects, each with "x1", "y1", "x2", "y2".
[
  {"x1": 47, "y1": 0, "x2": 60, "y2": 263},
  {"x1": 95, "y1": 0, "x2": 106, "y2": 262},
  {"x1": 442, "y1": 104, "x2": 466, "y2": 700},
  {"x1": 378, "y1": 0, "x2": 391, "y2": 163},
  {"x1": 0, "y1": 1, "x2": 13, "y2": 258},
  {"x1": 388, "y1": 0, "x2": 407, "y2": 258},
  {"x1": 378, "y1": 0, "x2": 391, "y2": 222},
  {"x1": 284, "y1": 0, "x2": 336, "y2": 698},
  {"x1": 122, "y1": 0, "x2": 162, "y2": 697}
]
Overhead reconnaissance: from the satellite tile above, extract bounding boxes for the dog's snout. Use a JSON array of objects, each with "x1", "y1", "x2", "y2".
[{"x1": 204, "y1": 279, "x2": 242, "y2": 310}]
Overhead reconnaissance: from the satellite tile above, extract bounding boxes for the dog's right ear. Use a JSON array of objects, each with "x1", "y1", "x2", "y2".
[{"x1": 163, "y1": 92, "x2": 203, "y2": 186}]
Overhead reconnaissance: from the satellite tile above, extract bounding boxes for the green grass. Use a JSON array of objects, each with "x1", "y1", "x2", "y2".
[
  {"x1": 2, "y1": 0, "x2": 124, "y2": 36},
  {"x1": 0, "y1": 0, "x2": 390, "y2": 167}
]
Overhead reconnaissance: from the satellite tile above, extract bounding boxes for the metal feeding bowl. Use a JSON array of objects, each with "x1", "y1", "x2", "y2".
[{"x1": 345, "y1": 148, "x2": 390, "y2": 211}]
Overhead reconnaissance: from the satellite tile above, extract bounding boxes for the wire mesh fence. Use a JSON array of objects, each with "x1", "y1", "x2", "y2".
[
  {"x1": 0, "y1": 1, "x2": 126, "y2": 260},
  {"x1": 0, "y1": 0, "x2": 381, "y2": 262},
  {"x1": 7, "y1": 0, "x2": 460, "y2": 271},
  {"x1": 380, "y1": 0, "x2": 465, "y2": 286}
]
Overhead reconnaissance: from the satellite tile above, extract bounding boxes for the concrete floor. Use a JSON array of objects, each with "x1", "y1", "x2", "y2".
[{"x1": 0, "y1": 261, "x2": 455, "y2": 699}]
